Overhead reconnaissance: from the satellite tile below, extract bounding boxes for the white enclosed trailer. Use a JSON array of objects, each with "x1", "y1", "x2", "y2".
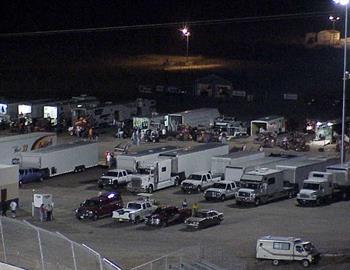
[
  {"x1": 179, "y1": 108, "x2": 220, "y2": 127},
  {"x1": 0, "y1": 164, "x2": 19, "y2": 204},
  {"x1": 20, "y1": 141, "x2": 98, "y2": 176},
  {"x1": 276, "y1": 157, "x2": 334, "y2": 190},
  {"x1": 116, "y1": 146, "x2": 178, "y2": 173},
  {"x1": 160, "y1": 143, "x2": 229, "y2": 178},
  {"x1": 0, "y1": 132, "x2": 57, "y2": 165},
  {"x1": 211, "y1": 151, "x2": 265, "y2": 175},
  {"x1": 224, "y1": 155, "x2": 298, "y2": 182},
  {"x1": 251, "y1": 115, "x2": 286, "y2": 136},
  {"x1": 326, "y1": 162, "x2": 350, "y2": 198}
]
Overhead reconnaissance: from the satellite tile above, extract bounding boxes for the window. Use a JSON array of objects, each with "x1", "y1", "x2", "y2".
[
  {"x1": 123, "y1": 171, "x2": 127, "y2": 176},
  {"x1": 207, "y1": 174, "x2": 211, "y2": 179},
  {"x1": 268, "y1": 178, "x2": 275, "y2": 185},
  {"x1": 161, "y1": 167, "x2": 166, "y2": 172},
  {"x1": 142, "y1": 204, "x2": 146, "y2": 209},
  {"x1": 202, "y1": 176, "x2": 207, "y2": 182},
  {"x1": 227, "y1": 184, "x2": 231, "y2": 190},
  {"x1": 273, "y1": 242, "x2": 290, "y2": 250},
  {"x1": 146, "y1": 203, "x2": 151, "y2": 208}
]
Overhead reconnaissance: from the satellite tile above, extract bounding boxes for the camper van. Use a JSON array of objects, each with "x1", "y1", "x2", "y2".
[{"x1": 256, "y1": 236, "x2": 319, "y2": 267}]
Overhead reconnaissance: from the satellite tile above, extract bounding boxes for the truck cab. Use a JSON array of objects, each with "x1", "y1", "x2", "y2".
[
  {"x1": 98, "y1": 169, "x2": 128, "y2": 189},
  {"x1": 112, "y1": 193, "x2": 157, "y2": 223},
  {"x1": 297, "y1": 172, "x2": 334, "y2": 206},
  {"x1": 235, "y1": 168, "x2": 292, "y2": 206},
  {"x1": 181, "y1": 171, "x2": 222, "y2": 193},
  {"x1": 204, "y1": 181, "x2": 239, "y2": 201},
  {"x1": 256, "y1": 236, "x2": 319, "y2": 267}
]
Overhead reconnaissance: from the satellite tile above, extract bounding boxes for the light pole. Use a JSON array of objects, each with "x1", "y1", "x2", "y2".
[
  {"x1": 180, "y1": 27, "x2": 190, "y2": 62},
  {"x1": 329, "y1": 15, "x2": 340, "y2": 29},
  {"x1": 333, "y1": 0, "x2": 349, "y2": 165}
]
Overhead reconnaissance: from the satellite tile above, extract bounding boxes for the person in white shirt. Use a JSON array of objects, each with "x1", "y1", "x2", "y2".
[{"x1": 10, "y1": 201, "x2": 17, "y2": 218}]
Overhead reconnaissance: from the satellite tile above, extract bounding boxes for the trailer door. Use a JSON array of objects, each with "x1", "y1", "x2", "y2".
[{"x1": 225, "y1": 167, "x2": 244, "y2": 181}]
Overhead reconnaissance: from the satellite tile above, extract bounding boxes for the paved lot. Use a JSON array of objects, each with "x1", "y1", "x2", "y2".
[
  {"x1": 16, "y1": 164, "x2": 350, "y2": 270},
  {"x1": 2, "y1": 130, "x2": 349, "y2": 269}
]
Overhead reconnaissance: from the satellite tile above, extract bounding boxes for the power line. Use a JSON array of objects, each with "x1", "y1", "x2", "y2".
[{"x1": 0, "y1": 11, "x2": 333, "y2": 38}]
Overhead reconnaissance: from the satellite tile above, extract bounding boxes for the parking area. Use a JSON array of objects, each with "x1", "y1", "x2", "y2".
[{"x1": 15, "y1": 162, "x2": 350, "y2": 270}]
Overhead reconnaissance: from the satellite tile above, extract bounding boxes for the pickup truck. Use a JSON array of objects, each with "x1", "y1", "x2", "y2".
[
  {"x1": 98, "y1": 169, "x2": 129, "y2": 189},
  {"x1": 204, "y1": 180, "x2": 240, "y2": 201},
  {"x1": 112, "y1": 194, "x2": 157, "y2": 224},
  {"x1": 181, "y1": 171, "x2": 222, "y2": 194}
]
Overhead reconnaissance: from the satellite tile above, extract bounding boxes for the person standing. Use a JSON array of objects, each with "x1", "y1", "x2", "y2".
[
  {"x1": 39, "y1": 204, "x2": 46, "y2": 222},
  {"x1": 192, "y1": 202, "x2": 198, "y2": 216},
  {"x1": 106, "y1": 152, "x2": 112, "y2": 168},
  {"x1": 9, "y1": 201, "x2": 17, "y2": 218},
  {"x1": 46, "y1": 204, "x2": 53, "y2": 221},
  {"x1": 182, "y1": 198, "x2": 188, "y2": 209},
  {"x1": 1, "y1": 201, "x2": 8, "y2": 216}
]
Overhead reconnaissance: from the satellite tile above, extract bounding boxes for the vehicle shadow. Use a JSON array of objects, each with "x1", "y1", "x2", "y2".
[{"x1": 226, "y1": 203, "x2": 256, "y2": 209}]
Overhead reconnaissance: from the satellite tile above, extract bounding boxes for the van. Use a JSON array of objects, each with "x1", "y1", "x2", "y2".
[
  {"x1": 256, "y1": 236, "x2": 319, "y2": 267},
  {"x1": 19, "y1": 168, "x2": 50, "y2": 186}
]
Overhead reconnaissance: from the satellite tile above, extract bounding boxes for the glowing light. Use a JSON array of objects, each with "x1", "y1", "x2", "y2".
[{"x1": 333, "y1": 0, "x2": 350, "y2": 6}]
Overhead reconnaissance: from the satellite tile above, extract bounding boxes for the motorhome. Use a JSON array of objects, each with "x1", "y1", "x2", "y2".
[
  {"x1": 256, "y1": 236, "x2": 319, "y2": 267},
  {"x1": 250, "y1": 115, "x2": 286, "y2": 136}
]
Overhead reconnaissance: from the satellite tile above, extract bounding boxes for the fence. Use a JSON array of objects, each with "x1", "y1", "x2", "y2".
[
  {"x1": 130, "y1": 245, "x2": 246, "y2": 270},
  {"x1": 0, "y1": 216, "x2": 121, "y2": 270}
]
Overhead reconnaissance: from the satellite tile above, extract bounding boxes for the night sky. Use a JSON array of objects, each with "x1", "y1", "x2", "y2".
[{"x1": 0, "y1": 0, "x2": 347, "y2": 120}]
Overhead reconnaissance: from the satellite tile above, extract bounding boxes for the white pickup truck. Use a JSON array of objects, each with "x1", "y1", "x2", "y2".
[
  {"x1": 181, "y1": 171, "x2": 222, "y2": 194},
  {"x1": 98, "y1": 169, "x2": 129, "y2": 189},
  {"x1": 112, "y1": 194, "x2": 157, "y2": 224},
  {"x1": 204, "y1": 181, "x2": 240, "y2": 201}
]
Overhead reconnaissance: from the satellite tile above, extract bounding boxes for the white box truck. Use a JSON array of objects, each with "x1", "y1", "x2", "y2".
[
  {"x1": 20, "y1": 141, "x2": 98, "y2": 177},
  {"x1": 160, "y1": 143, "x2": 229, "y2": 180},
  {"x1": 326, "y1": 162, "x2": 350, "y2": 199},
  {"x1": 0, "y1": 132, "x2": 57, "y2": 165},
  {"x1": 116, "y1": 145, "x2": 178, "y2": 173},
  {"x1": 211, "y1": 151, "x2": 265, "y2": 175},
  {"x1": 251, "y1": 115, "x2": 286, "y2": 136},
  {"x1": 0, "y1": 164, "x2": 19, "y2": 204}
]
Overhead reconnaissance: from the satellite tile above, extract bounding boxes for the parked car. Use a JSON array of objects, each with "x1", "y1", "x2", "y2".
[
  {"x1": 98, "y1": 169, "x2": 129, "y2": 189},
  {"x1": 184, "y1": 209, "x2": 223, "y2": 229},
  {"x1": 145, "y1": 206, "x2": 192, "y2": 227},
  {"x1": 19, "y1": 168, "x2": 50, "y2": 186},
  {"x1": 75, "y1": 192, "x2": 123, "y2": 221}
]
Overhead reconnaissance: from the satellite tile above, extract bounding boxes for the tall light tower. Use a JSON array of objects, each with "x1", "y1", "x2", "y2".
[
  {"x1": 333, "y1": 0, "x2": 349, "y2": 165},
  {"x1": 180, "y1": 27, "x2": 190, "y2": 62},
  {"x1": 329, "y1": 15, "x2": 340, "y2": 29}
]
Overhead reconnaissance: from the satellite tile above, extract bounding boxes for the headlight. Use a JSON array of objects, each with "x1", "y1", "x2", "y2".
[
  {"x1": 88, "y1": 211, "x2": 93, "y2": 215},
  {"x1": 154, "y1": 218, "x2": 160, "y2": 225},
  {"x1": 251, "y1": 193, "x2": 256, "y2": 198},
  {"x1": 311, "y1": 193, "x2": 317, "y2": 198},
  {"x1": 75, "y1": 209, "x2": 78, "y2": 213}
]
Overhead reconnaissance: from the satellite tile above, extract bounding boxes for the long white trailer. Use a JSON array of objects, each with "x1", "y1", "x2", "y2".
[
  {"x1": 116, "y1": 145, "x2": 178, "y2": 173},
  {"x1": 211, "y1": 151, "x2": 265, "y2": 175},
  {"x1": 20, "y1": 141, "x2": 98, "y2": 177},
  {"x1": 160, "y1": 143, "x2": 229, "y2": 179},
  {"x1": 0, "y1": 132, "x2": 57, "y2": 165},
  {"x1": 0, "y1": 164, "x2": 19, "y2": 204}
]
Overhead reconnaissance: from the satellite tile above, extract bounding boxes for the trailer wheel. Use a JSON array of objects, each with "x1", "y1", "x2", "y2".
[
  {"x1": 288, "y1": 191, "x2": 294, "y2": 199},
  {"x1": 147, "y1": 185, "x2": 153, "y2": 194},
  {"x1": 301, "y1": 259, "x2": 310, "y2": 268},
  {"x1": 342, "y1": 192, "x2": 348, "y2": 200},
  {"x1": 19, "y1": 181, "x2": 23, "y2": 187},
  {"x1": 272, "y1": 259, "x2": 279, "y2": 266}
]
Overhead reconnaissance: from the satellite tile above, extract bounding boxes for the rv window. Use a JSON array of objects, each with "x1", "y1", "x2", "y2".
[
  {"x1": 268, "y1": 178, "x2": 275, "y2": 185},
  {"x1": 123, "y1": 171, "x2": 127, "y2": 176},
  {"x1": 162, "y1": 167, "x2": 166, "y2": 172},
  {"x1": 202, "y1": 175, "x2": 207, "y2": 182},
  {"x1": 273, "y1": 242, "x2": 290, "y2": 250}
]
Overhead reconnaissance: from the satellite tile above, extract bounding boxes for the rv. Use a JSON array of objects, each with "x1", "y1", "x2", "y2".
[
  {"x1": 20, "y1": 141, "x2": 98, "y2": 177},
  {"x1": 256, "y1": 236, "x2": 319, "y2": 267}
]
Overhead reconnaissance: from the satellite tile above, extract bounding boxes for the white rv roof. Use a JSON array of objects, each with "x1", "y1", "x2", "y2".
[
  {"x1": 160, "y1": 143, "x2": 227, "y2": 157},
  {"x1": 259, "y1": 236, "x2": 301, "y2": 242},
  {"x1": 27, "y1": 141, "x2": 96, "y2": 153},
  {"x1": 0, "y1": 164, "x2": 18, "y2": 169},
  {"x1": 245, "y1": 168, "x2": 281, "y2": 176}
]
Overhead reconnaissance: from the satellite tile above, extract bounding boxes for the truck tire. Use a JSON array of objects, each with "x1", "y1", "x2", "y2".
[
  {"x1": 236, "y1": 201, "x2": 241, "y2": 206},
  {"x1": 197, "y1": 186, "x2": 202, "y2": 193},
  {"x1": 133, "y1": 216, "x2": 140, "y2": 224},
  {"x1": 148, "y1": 185, "x2": 153, "y2": 194},
  {"x1": 316, "y1": 198, "x2": 321, "y2": 206},
  {"x1": 220, "y1": 195, "x2": 226, "y2": 201},
  {"x1": 39, "y1": 177, "x2": 44, "y2": 182},
  {"x1": 301, "y1": 259, "x2": 310, "y2": 268},
  {"x1": 288, "y1": 191, "x2": 293, "y2": 199},
  {"x1": 272, "y1": 259, "x2": 279, "y2": 266},
  {"x1": 255, "y1": 198, "x2": 261, "y2": 206},
  {"x1": 92, "y1": 214, "x2": 98, "y2": 221}
]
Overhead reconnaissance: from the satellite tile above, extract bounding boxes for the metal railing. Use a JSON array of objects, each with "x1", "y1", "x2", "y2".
[{"x1": 0, "y1": 216, "x2": 121, "y2": 270}]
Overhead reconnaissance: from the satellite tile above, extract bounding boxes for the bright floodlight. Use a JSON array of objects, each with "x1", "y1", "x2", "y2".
[
  {"x1": 181, "y1": 27, "x2": 190, "y2": 36},
  {"x1": 333, "y1": 0, "x2": 350, "y2": 5}
]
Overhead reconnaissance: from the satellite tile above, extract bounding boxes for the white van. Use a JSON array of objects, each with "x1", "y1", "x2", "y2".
[{"x1": 256, "y1": 236, "x2": 319, "y2": 267}]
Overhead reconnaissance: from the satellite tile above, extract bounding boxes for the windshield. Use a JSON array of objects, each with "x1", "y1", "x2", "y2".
[
  {"x1": 105, "y1": 172, "x2": 118, "y2": 177},
  {"x1": 194, "y1": 212, "x2": 207, "y2": 218},
  {"x1": 303, "y1": 243, "x2": 314, "y2": 252},
  {"x1": 212, "y1": 183, "x2": 227, "y2": 189},
  {"x1": 188, "y1": 174, "x2": 202, "y2": 181},
  {"x1": 303, "y1": 183, "x2": 319, "y2": 190},
  {"x1": 241, "y1": 180, "x2": 260, "y2": 190},
  {"x1": 82, "y1": 200, "x2": 98, "y2": 207},
  {"x1": 127, "y1": 203, "x2": 142, "y2": 209}
]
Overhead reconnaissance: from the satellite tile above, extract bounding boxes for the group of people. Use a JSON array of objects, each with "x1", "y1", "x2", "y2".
[{"x1": 39, "y1": 203, "x2": 53, "y2": 222}]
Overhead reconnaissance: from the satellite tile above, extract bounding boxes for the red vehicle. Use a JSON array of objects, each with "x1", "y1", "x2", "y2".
[
  {"x1": 145, "y1": 206, "x2": 192, "y2": 227},
  {"x1": 75, "y1": 192, "x2": 123, "y2": 221}
]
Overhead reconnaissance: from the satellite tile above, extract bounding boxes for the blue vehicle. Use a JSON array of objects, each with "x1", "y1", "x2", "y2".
[{"x1": 19, "y1": 168, "x2": 49, "y2": 186}]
